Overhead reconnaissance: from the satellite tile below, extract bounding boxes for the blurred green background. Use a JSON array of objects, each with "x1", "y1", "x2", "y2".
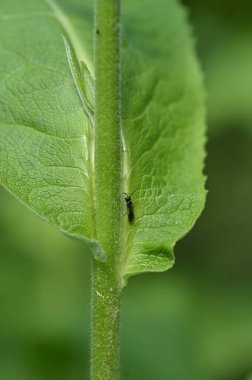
[{"x1": 1, "y1": 1, "x2": 252, "y2": 379}]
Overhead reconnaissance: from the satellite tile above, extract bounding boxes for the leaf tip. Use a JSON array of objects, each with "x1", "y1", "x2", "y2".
[
  {"x1": 89, "y1": 241, "x2": 107, "y2": 263},
  {"x1": 121, "y1": 244, "x2": 174, "y2": 287}
]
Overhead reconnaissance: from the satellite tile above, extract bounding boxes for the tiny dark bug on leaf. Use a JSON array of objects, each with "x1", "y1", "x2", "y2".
[{"x1": 123, "y1": 190, "x2": 138, "y2": 222}]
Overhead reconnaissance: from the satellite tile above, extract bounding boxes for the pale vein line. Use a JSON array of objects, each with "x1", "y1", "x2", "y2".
[
  {"x1": 62, "y1": 35, "x2": 94, "y2": 127},
  {"x1": 43, "y1": 0, "x2": 93, "y2": 75}
]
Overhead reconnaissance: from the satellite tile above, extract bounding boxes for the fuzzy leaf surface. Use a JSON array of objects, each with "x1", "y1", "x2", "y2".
[
  {"x1": 0, "y1": 0, "x2": 206, "y2": 275},
  {"x1": 120, "y1": 0, "x2": 206, "y2": 280},
  {"x1": 0, "y1": 0, "x2": 104, "y2": 257}
]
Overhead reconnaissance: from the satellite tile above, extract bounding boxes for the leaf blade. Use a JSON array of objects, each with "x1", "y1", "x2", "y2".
[
  {"x1": 0, "y1": 0, "x2": 102, "y2": 257},
  {"x1": 0, "y1": 0, "x2": 206, "y2": 271},
  {"x1": 120, "y1": 0, "x2": 206, "y2": 281}
]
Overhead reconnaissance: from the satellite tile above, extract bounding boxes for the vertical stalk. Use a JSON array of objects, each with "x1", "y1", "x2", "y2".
[{"x1": 91, "y1": 0, "x2": 122, "y2": 379}]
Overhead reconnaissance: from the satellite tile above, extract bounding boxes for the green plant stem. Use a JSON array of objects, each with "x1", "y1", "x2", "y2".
[{"x1": 91, "y1": 0, "x2": 122, "y2": 379}]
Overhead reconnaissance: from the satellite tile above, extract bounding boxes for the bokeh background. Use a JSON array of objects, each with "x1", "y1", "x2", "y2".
[{"x1": 1, "y1": 0, "x2": 252, "y2": 379}]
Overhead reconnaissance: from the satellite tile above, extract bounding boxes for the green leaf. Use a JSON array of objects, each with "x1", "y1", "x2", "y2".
[
  {"x1": 0, "y1": 0, "x2": 104, "y2": 260},
  {"x1": 120, "y1": 0, "x2": 206, "y2": 281},
  {"x1": 0, "y1": 0, "x2": 206, "y2": 279}
]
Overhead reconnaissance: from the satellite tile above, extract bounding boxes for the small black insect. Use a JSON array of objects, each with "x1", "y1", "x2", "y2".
[{"x1": 123, "y1": 190, "x2": 138, "y2": 222}]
